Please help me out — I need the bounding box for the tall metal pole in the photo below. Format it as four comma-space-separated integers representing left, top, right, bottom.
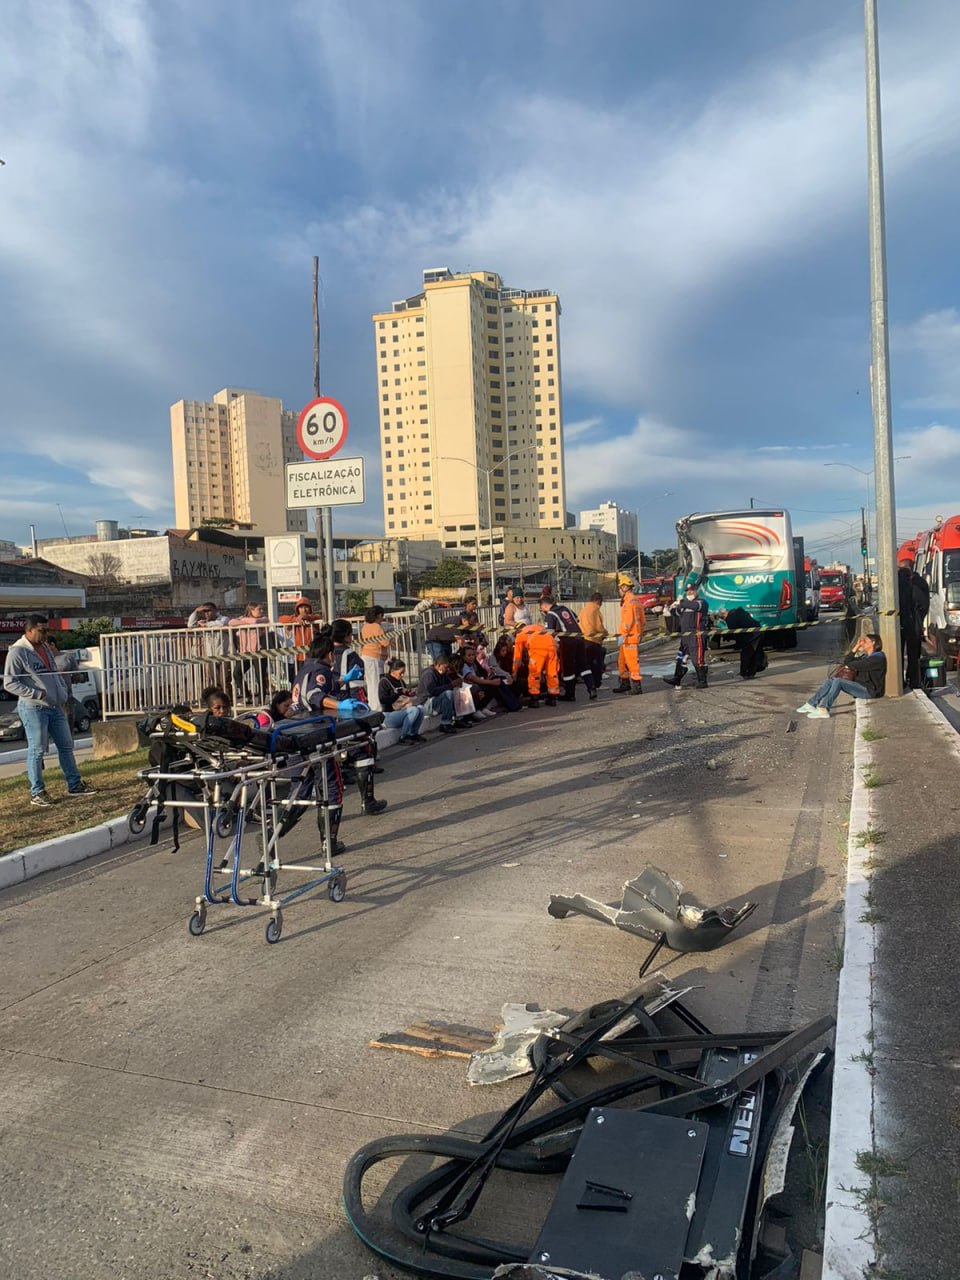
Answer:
312, 258, 327, 617
864, 0, 902, 692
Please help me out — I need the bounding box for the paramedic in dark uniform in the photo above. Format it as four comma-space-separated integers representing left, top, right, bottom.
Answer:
664, 582, 711, 689
716, 606, 766, 680
291, 634, 387, 843
539, 595, 597, 702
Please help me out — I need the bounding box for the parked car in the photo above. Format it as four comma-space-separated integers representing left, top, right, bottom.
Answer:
0, 697, 98, 741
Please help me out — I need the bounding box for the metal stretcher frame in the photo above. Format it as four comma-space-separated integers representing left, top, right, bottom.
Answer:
133, 723, 367, 944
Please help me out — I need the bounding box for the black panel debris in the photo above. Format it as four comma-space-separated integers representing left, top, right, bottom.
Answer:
548, 864, 758, 976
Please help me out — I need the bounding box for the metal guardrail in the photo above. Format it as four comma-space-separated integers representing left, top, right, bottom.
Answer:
99, 600, 655, 718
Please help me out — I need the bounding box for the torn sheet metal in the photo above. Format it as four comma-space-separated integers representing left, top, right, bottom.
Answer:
548, 864, 758, 955
467, 1003, 566, 1085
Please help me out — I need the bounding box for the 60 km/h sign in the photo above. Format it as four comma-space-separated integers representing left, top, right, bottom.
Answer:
296, 396, 348, 460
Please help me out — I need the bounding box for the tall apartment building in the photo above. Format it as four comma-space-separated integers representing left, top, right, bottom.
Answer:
170, 388, 307, 534
373, 268, 566, 550
579, 501, 639, 552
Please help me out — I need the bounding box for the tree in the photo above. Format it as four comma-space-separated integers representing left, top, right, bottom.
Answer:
343, 589, 371, 615
87, 551, 122, 583
415, 558, 473, 590
58, 616, 115, 649
650, 547, 679, 573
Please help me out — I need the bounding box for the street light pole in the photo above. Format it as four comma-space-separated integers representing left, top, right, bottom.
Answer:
864, 0, 901, 692
440, 445, 538, 607
485, 468, 496, 605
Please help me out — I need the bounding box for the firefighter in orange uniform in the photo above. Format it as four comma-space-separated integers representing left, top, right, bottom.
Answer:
512, 623, 561, 707
614, 574, 646, 694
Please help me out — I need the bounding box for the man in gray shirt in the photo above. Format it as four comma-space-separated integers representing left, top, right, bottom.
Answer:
3, 615, 95, 807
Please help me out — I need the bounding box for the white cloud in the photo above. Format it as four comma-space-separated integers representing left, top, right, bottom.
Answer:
563, 416, 604, 442
300, 7, 960, 409
895, 309, 960, 409
19, 432, 173, 514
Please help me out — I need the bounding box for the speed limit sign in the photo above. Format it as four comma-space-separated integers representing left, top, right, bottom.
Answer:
296, 396, 349, 460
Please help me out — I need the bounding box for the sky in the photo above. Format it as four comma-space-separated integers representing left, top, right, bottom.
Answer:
3, 0, 960, 569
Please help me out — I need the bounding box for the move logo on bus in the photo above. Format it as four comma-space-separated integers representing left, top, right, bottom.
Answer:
733, 574, 775, 585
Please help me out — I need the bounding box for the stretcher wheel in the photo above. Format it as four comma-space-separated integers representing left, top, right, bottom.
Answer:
214, 808, 236, 838
127, 805, 148, 835
329, 871, 347, 903
265, 912, 283, 944
188, 907, 207, 937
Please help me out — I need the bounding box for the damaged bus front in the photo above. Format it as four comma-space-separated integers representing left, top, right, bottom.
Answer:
676, 509, 800, 648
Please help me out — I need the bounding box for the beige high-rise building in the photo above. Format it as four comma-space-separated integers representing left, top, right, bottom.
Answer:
170, 388, 307, 533
373, 268, 566, 549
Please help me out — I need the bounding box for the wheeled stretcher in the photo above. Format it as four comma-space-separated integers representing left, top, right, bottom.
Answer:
131, 709, 383, 944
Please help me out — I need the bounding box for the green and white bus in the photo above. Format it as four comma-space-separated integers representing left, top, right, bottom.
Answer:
675, 509, 801, 647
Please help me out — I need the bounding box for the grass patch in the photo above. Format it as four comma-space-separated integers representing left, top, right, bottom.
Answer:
839, 1147, 906, 1278
859, 906, 886, 925
796, 1099, 829, 1217
860, 726, 885, 742
861, 768, 884, 789
854, 826, 886, 848
0, 749, 149, 857
825, 937, 845, 972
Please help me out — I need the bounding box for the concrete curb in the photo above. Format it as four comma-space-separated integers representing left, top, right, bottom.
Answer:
1, 735, 93, 764
0, 814, 131, 890
822, 698, 879, 1279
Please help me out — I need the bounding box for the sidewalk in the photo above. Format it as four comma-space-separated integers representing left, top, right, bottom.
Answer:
824, 689, 960, 1280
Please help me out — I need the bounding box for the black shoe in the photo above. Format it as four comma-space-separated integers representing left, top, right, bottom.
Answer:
629, 682, 643, 695
67, 782, 96, 797
524, 697, 541, 708
30, 790, 55, 808
458, 715, 478, 726
438, 723, 457, 735
409, 734, 428, 744
363, 799, 388, 816
325, 839, 347, 855
373, 765, 385, 774
662, 678, 678, 688
545, 695, 557, 707
612, 682, 630, 694
588, 688, 598, 701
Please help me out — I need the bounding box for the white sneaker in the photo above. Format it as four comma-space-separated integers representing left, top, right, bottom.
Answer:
479, 707, 497, 719
807, 707, 830, 719
795, 702, 815, 714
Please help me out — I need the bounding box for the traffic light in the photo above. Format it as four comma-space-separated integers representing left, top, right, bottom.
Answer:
860, 535, 868, 556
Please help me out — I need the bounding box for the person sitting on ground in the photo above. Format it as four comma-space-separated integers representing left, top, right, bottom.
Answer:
458, 643, 522, 715
796, 633, 887, 719
250, 689, 293, 729
716, 606, 767, 680
360, 605, 391, 711
486, 635, 517, 686
415, 654, 460, 735
379, 659, 427, 744
201, 685, 232, 717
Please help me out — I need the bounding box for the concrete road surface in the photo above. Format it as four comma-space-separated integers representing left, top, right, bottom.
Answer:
0, 626, 852, 1280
